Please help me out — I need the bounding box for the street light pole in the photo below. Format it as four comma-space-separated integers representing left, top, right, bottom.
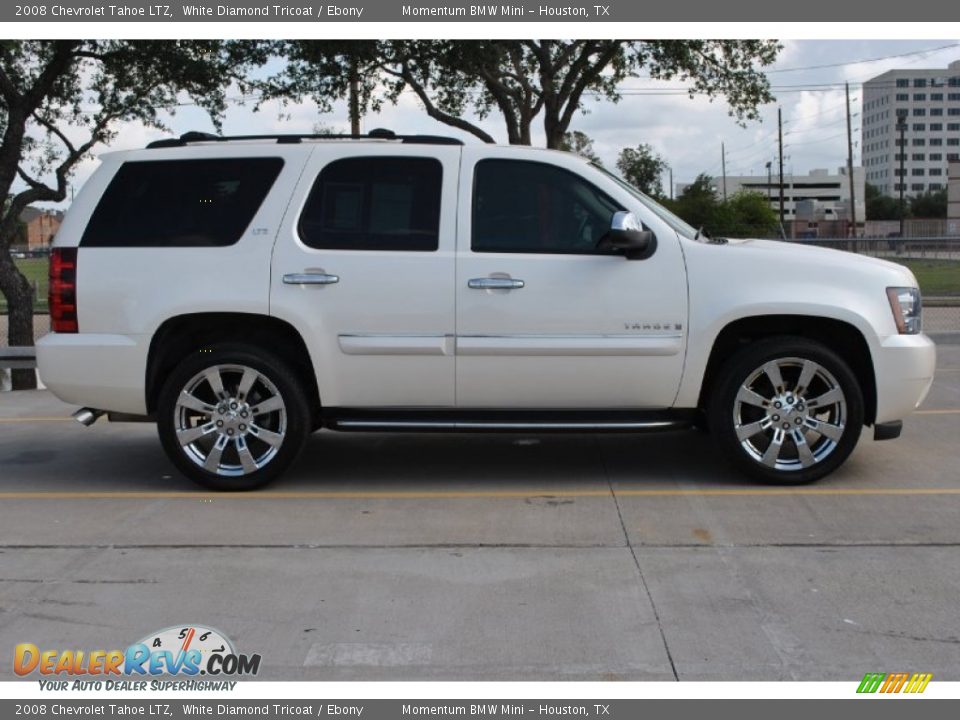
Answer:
897, 112, 907, 238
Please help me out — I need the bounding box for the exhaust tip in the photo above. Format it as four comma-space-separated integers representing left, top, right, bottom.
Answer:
73, 408, 104, 427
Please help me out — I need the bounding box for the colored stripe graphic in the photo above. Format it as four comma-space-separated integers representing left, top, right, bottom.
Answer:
857, 672, 932, 693
881, 672, 909, 693
857, 673, 886, 693
905, 673, 933, 694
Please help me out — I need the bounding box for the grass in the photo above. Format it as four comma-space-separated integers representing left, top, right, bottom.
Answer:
1, 258, 48, 314
892, 259, 960, 297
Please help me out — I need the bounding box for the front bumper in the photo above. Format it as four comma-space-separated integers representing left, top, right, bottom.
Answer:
873, 333, 936, 425
36, 332, 149, 415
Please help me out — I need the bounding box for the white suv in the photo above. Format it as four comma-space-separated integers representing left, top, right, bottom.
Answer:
37, 130, 936, 490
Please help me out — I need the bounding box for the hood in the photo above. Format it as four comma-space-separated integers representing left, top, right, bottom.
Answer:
718, 237, 919, 288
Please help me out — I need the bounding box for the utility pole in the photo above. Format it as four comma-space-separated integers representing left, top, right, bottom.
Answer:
721, 142, 727, 202
348, 56, 360, 135
669, 167, 674, 200
845, 83, 858, 237
778, 107, 785, 233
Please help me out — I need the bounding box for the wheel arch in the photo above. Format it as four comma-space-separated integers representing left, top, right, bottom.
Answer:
696, 315, 877, 426
145, 313, 322, 425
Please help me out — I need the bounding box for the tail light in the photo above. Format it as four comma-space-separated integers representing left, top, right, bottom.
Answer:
49, 248, 78, 333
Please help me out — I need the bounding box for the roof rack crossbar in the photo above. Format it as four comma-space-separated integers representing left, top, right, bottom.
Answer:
146, 129, 463, 149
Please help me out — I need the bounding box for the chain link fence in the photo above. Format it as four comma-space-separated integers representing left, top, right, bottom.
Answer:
3, 237, 959, 349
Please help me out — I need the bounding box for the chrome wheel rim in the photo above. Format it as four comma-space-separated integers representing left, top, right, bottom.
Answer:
733, 356, 847, 472
174, 364, 287, 477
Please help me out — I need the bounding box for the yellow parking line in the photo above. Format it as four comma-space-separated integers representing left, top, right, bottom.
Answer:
0, 488, 958, 500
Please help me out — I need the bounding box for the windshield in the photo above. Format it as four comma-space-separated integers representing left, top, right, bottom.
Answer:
592, 163, 699, 240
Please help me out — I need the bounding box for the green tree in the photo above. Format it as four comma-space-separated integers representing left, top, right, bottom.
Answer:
713, 191, 779, 237
616, 144, 667, 197
558, 130, 602, 164
667, 173, 719, 231
261, 41, 382, 133
665, 176, 776, 238
0, 40, 266, 389
271, 40, 781, 149
865, 183, 908, 221
909, 188, 947, 218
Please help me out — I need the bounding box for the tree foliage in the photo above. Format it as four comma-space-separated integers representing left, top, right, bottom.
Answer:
909, 188, 947, 219
664, 174, 777, 238
712, 190, 780, 237
616, 144, 666, 197
0, 40, 265, 388
664, 173, 718, 230
558, 130, 602, 164
865, 182, 908, 221
268, 40, 782, 148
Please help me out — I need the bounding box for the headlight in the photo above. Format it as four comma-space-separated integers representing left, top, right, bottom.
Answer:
886, 287, 922, 334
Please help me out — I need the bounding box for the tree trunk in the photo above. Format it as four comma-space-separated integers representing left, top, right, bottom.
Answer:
543, 113, 565, 150
0, 251, 38, 390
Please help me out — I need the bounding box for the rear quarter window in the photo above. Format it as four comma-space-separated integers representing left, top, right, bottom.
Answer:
81, 157, 284, 247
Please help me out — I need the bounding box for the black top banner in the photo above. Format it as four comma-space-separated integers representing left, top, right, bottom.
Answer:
5, 0, 956, 22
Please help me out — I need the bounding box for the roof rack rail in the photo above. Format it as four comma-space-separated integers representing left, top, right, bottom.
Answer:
146, 128, 464, 149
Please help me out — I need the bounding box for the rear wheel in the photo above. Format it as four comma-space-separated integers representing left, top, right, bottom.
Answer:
709, 337, 864, 484
157, 345, 310, 490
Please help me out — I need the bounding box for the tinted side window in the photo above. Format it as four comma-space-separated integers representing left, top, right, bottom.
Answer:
299, 157, 442, 251
82, 158, 284, 247
472, 159, 623, 254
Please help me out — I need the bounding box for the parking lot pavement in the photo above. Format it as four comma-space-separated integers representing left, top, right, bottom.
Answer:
0, 344, 958, 681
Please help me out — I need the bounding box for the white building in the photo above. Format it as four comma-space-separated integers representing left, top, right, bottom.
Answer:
678, 167, 865, 223
862, 59, 960, 198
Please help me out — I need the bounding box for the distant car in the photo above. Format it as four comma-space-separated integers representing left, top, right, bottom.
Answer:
37, 129, 936, 490
12, 252, 26, 259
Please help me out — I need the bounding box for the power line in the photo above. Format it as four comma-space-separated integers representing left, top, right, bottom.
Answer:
765, 42, 960, 74
784, 131, 848, 147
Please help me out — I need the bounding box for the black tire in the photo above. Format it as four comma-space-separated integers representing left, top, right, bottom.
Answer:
157, 344, 310, 491
708, 337, 864, 484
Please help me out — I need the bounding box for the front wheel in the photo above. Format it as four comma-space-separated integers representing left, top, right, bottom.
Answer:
157, 345, 310, 490
709, 337, 864, 484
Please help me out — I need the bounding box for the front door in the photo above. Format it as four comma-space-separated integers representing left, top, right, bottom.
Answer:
455, 148, 688, 408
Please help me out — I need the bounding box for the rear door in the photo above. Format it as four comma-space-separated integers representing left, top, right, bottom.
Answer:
270, 145, 460, 408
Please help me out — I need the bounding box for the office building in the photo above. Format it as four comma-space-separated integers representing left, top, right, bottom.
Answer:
862, 59, 960, 197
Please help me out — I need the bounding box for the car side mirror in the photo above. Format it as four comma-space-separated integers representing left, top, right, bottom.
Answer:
598, 211, 657, 260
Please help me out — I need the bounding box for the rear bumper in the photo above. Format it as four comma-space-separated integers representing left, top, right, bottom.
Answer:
36, 332, 149, 415
874, 333, 936, 424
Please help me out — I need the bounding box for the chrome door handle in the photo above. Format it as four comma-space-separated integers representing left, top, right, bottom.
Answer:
468, 277, 525, 290
283, 273, 339, 285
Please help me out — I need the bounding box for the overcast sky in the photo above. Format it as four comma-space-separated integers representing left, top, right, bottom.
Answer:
35, 39, 960, 206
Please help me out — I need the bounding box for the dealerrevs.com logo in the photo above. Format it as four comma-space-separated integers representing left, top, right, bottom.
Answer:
14, 625, 261, 681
